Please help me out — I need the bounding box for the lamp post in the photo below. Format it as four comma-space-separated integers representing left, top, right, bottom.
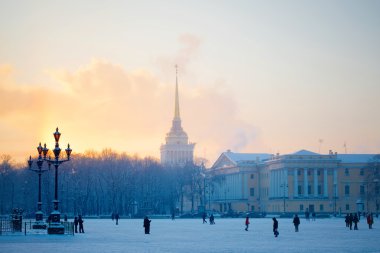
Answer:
333, 183, 337, 216
28, 151, 50, 229
280, 183, 288, 214
374, 179, 379, 213
28, 127, 72, 234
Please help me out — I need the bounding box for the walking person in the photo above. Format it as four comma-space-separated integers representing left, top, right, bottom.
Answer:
74, 216, 78, 233
345, 214, 349, 228
293, 214, 300, 232
143, 216, 151, 234
209, 214, 215, 225
115, 213, 120, 225
353, 213, 359, 230
312, 212, 316, 221
349, 213, 353, 230
272, 217, 279, 237
78, 215, 84, 233
245, 216, 250, 231
202, 212, 208, 224
367, 213, 373, 229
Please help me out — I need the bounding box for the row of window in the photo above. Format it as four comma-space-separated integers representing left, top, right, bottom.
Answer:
254, 168, 366, 179
251, 185, 377, 197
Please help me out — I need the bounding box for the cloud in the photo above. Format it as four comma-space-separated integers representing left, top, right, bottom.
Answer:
0, 57, 263, 165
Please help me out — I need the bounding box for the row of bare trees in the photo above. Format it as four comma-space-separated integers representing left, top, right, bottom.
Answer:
0, 150, 207, 218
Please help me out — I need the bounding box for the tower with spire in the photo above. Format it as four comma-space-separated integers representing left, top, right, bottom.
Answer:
160, 65, 195, 166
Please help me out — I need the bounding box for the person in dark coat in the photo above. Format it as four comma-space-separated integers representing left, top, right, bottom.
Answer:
349, 213, 353, 230
367, 213, 373, 229
209, 214, 215, 225
293, 214, 300, 232
143, 216, 151, 234
272, 217, 279, 237
78, 215, 84, 233
245, 216, 250, 231
115, 213, 120, 225
312, 212, 316, 221
202, 212, 208, 224
353, 213, 359, 230
345, 214, 349, 228
74, 216, 78, 233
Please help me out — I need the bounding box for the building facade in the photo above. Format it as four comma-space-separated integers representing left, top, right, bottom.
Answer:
208, 150, 379, 214
160, 67, 195, 167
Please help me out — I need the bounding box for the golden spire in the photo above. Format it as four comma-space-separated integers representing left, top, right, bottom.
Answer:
174, 64, 180, 119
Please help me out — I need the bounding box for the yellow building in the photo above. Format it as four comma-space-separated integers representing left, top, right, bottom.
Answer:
208, 150, 379, 215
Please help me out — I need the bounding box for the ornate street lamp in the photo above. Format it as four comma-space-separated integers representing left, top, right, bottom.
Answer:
28, 127, 72, 234
280, 183, 288, 214
28, 148, 50, 229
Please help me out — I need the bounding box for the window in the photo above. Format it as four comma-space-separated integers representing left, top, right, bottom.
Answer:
307, 170, 311, 176
297, 170, 301, 176
251, 206, 255, 212
308, 185, 312, 194
360, 185, 365, 195
345, 185, 350, 196
300, 204, 304, 211
345, 168, 349, 176
298, 185, 302, 195
360, 169, 364, 176
320, 204, 324, 211
250, 187, 255, 196
317, 170, 321, 176
318, 185, 322, 195
346, 204, 350, 211
250, 174, 254, 179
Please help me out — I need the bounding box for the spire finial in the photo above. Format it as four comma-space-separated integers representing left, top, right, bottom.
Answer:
174, 64, 180, 119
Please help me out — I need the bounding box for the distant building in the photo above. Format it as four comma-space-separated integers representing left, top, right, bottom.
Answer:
160, 66, 195, 167
208, 149, 380, 214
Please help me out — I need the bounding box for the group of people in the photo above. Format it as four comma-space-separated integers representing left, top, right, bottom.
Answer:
73, 215, 84, 233
71, 211, 377, 236
202, 213, 215, 224
344, 212, 374, 230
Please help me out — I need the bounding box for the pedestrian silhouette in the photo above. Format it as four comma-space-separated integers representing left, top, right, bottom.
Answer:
209, 214, 215, 225
74, 216, 78, 233
78, 215, 84, 233
349, 213, 353, 230
245, 216, 250, 231
353, 213, 359, 230
293, 214, 300, 232
143, 216, 151, 234
367, 213, 373, 229
202, 212, 207, 224
345, 214, 349, 228
115, 213, 119, 225
273, 217, 279, 237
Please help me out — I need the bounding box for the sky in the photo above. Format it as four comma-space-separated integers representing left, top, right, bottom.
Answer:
1, 0, 380, 165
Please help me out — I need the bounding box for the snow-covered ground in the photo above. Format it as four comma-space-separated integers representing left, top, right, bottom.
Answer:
0, 217, 379, 253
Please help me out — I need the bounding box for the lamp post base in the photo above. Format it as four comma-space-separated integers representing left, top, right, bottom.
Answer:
33, 222, 47, 230
47, 223, 65, 234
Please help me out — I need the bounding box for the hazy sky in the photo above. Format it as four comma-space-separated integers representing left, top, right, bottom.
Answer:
1, 0, 379, 165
